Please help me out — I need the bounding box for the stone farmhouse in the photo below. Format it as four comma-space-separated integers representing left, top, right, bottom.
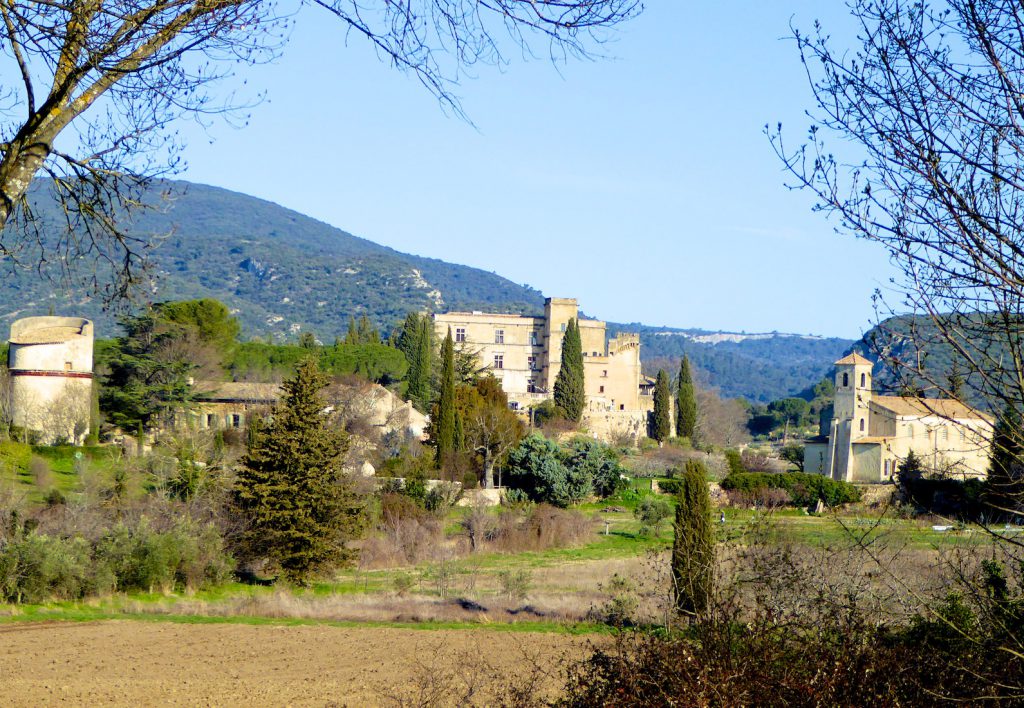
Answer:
804, 353, 992, 483
6, 316, 94, 445
183, 378, 428, 441
434, 297, 653, 441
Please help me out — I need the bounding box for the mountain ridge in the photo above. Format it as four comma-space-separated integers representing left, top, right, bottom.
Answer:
0, 179, 854, 402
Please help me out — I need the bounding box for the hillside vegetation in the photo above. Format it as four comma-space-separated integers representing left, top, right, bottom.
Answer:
0, 180, 854, 401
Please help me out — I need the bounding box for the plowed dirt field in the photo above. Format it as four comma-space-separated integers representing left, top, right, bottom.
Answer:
0, 621, 595, 706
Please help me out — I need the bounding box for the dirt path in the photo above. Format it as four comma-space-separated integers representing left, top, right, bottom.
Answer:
0, 620, 595, 706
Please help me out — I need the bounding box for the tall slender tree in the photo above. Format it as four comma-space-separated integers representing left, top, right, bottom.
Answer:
672, 459, 714, 618
345, 316, 359, 345
407, 316, 434, 411
553, 318, 585, 422
234, 359, 364, 584
435, 328, 457, 467
989, 405, 1024, 514
652, 369, 673, 443
677, 355, 698, 441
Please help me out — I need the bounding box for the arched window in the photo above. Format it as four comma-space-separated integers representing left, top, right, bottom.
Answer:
859, 418, 865, 432
843, 372, 849, 387
860, 372, 866, 387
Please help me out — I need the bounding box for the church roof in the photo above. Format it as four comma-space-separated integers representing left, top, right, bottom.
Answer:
871, 395, 988, 421
834, 352, 873, 366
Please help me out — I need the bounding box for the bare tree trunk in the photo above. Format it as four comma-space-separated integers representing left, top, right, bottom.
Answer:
482, 450, 495, 489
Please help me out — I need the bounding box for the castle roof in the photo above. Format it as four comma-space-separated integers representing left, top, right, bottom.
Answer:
871, 395, 988, 421
834, 352, 873, 366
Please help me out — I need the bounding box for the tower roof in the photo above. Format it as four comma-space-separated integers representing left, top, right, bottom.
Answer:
834, 352, 873, 366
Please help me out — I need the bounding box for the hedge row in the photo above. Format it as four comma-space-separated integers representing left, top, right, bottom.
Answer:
720, 472, 861, 507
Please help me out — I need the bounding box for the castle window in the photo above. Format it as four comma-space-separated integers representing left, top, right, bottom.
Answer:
527, 380, 537, 393
560, 323, 566, 332
843, 373, 849, 387
530, 331, 538, 346
884, 460, 891, 476
455, 328, 466, 343
860, 418, 865, 432
602, 370, 608, 378
620, 404, 625, 411
64, 361, 72, 371
494, 329, 504, 344
493, 354, 504, 370
527, 356, 536, 370
860, 372, 866, 387
599, 385, 605, 393
593, 351, 598, 357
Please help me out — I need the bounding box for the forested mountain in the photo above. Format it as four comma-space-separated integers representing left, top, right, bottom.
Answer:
0, 179, 856, 401
0, 180, 545, 338
618, 325, 854, 403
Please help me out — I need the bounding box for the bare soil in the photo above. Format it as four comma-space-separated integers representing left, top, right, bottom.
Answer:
0, 620, 594, 706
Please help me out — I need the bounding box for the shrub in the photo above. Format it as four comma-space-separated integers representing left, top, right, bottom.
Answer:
497, 569, 532, 601
724, 449, 746, 475
488, 504, 591, 553
0, 533, 93, 603
564, 438, 629, 498
634, 496, 672, 536
721, 472, 860, 507
505, 434, 591, 507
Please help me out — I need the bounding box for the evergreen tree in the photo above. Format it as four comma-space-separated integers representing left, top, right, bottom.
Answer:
345, 315, 358, 345
948, 358, 965, 400
651, 368, 672, 442
672, 459, 714, 618
989, 405, 1024, 511
676, 355, 698, 440
357, 315, 380, 344
435, 328, 457, 467
396, 312, 422, 361
407, 316, 434, 410
234, 359, 364, 584
553, 318, 585, 422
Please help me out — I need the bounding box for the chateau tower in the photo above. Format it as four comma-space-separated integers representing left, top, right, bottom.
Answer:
8, 316, 94, 445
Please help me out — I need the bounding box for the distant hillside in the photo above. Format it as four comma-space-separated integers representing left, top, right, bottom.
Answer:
0, 180, 545, 337
0, 179, 854, 402
614, 324, 854, 403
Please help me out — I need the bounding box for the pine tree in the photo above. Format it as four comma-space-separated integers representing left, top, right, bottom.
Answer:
989, 405, 1024, 512
652, 368, 672, 442
345, 316, 358, 345
357, 315, 380, 344
676, 355, 698, 440
553, 318, 585, 422
435, 328, 457, 467
234, 358, 364, 584
672, 459, 714, 618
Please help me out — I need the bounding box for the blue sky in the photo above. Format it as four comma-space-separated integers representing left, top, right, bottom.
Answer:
174, 3, 892, 340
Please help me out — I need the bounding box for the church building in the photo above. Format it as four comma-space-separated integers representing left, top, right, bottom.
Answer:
804, 353, 992, 483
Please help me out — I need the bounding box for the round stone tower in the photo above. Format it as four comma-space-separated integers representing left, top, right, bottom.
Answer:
8, 316, 94, 444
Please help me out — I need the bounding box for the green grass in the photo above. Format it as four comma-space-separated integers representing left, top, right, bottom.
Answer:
0, 605, 610, 634
0, 440, 120, 503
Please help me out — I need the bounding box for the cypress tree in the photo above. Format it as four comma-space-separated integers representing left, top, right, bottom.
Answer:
396, 312, 421, 361
345, 315, 358, 345
553, 318, 585, 422
407, 316, 434, 410
672, 459, 714, 618
676, 355, 697, 440
652, 368, 672, 442
989, 405, 1024, 512
235, 358, 364, 584
436, 328, 457, 467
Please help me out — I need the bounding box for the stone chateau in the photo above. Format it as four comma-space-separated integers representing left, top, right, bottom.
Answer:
804, 353, 993, 483
434, 298, 654, 440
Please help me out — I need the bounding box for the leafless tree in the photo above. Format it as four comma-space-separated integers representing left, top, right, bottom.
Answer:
695, 386, 749, 449
0, 1, 639, 301
770, 0, 1024, 433
0, 363, 11, 439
